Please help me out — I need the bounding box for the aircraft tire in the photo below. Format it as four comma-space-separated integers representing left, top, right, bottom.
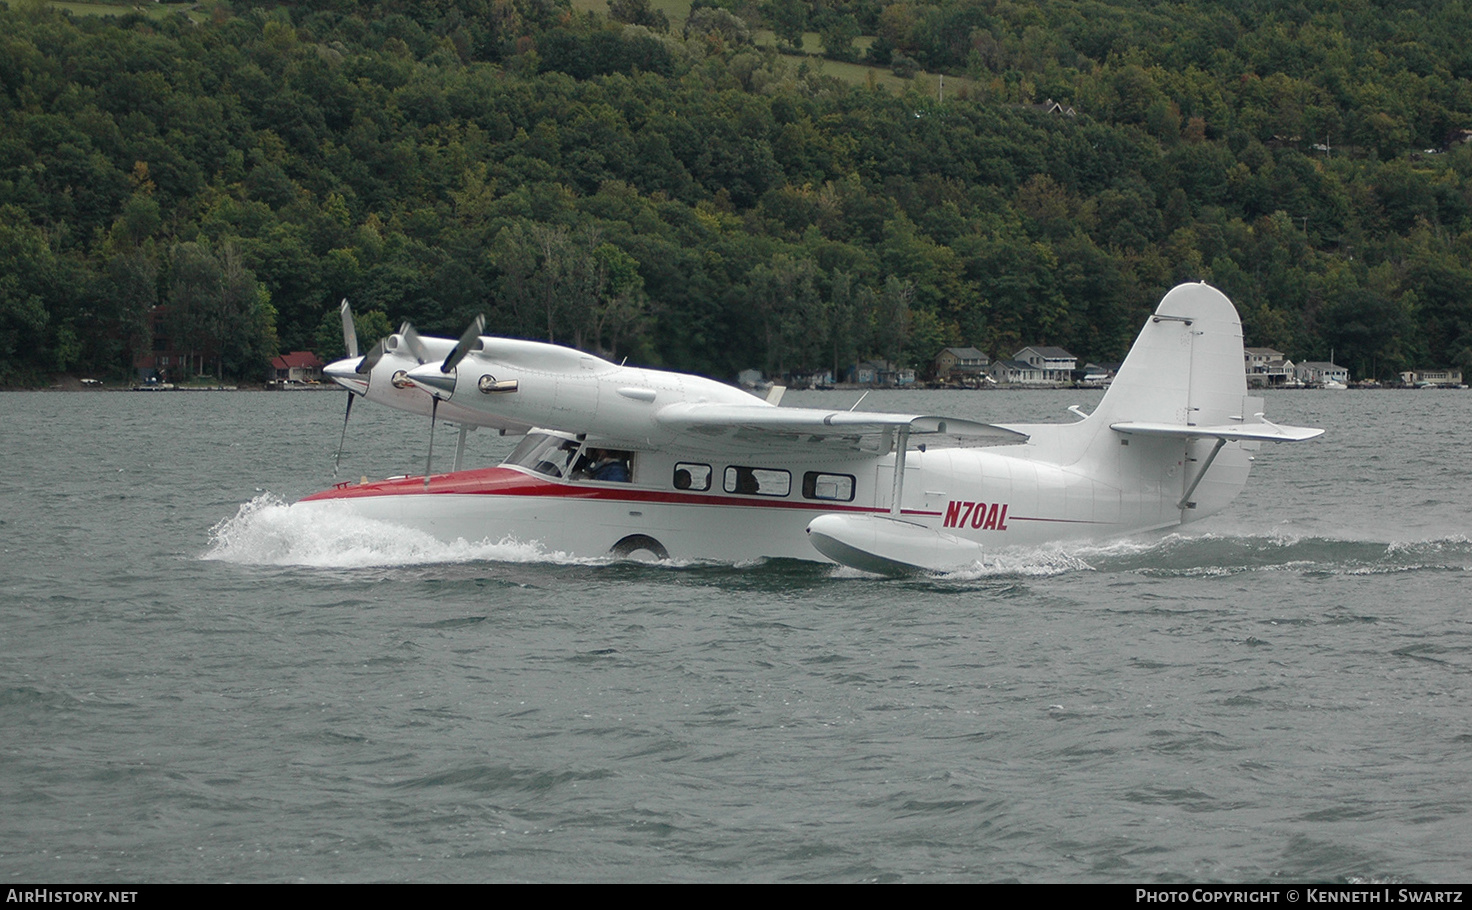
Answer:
611, 534, 669, 561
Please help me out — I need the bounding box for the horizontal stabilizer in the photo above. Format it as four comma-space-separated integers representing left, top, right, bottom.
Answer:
1111, 421, 1324, 443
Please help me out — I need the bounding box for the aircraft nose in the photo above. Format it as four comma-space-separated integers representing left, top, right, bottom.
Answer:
323, 357, 368, 392
406, 362, 457, 398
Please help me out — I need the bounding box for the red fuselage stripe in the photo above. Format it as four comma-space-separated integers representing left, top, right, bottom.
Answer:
302, 466, 945, 516
301, 467, 1113, 525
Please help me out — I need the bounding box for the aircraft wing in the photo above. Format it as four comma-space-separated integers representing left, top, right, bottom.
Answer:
1110, 421, 1324, 442
653, 402, 1028, 455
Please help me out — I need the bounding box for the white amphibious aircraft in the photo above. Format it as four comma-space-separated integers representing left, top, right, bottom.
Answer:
303, 283, 1321, 573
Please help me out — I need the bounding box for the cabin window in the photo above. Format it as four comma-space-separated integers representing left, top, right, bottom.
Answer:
673, 463, 711, 491
802, 471, 855, 502
505, 432, 583, 478
723, 466, 791, 497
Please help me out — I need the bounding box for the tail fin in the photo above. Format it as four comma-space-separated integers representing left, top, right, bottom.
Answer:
1005, 282, 1274, 527
1093, 281, 1249, 431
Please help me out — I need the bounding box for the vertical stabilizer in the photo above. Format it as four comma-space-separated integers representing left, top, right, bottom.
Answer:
1002, 282, 1257, 527
1093, 282, 1248, 431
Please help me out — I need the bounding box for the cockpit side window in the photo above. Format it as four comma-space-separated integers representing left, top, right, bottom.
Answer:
575, 447, 633, 483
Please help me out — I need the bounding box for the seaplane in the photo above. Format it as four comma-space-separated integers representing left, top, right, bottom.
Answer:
300, 282, 1322, 573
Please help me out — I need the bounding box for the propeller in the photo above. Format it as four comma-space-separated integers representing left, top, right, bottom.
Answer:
420, 315, 483, 488
400, 322, 430, 365
407, 314, 484, 399
443, 314, 486, 374
340, 299, 358, 359
333, 392, 354, 477
330, 301, 397, 475
333, 299, 361, 477
355, 338, 386, 375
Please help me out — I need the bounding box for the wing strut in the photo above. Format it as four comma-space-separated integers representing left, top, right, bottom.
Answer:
333, 393, 353, 478
453, 424, 470, 472
424, 397, 439, 490
1177, 437, 1226, 511
889, 425, 910, 517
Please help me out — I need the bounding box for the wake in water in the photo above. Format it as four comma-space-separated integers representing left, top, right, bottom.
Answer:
204, 493, 590, 568
928, 530, 1472, 581
1028, 530, 1471, 578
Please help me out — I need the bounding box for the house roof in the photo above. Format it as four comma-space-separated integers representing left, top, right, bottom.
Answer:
939, 346, 987, 359
272, 351, 324, 370
1016, 345, 1075, 359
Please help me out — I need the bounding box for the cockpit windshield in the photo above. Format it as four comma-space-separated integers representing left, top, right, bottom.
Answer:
503, 432, 583, 478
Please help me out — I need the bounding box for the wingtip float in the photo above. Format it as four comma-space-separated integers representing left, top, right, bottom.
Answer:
304, 283, 1321, 573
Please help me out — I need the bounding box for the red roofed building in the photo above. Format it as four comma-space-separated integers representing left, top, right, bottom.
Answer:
271, 351, 325, 383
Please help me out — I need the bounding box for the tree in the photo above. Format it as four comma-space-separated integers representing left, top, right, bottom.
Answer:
818, 14, 860, 63
872, 276, 914, 368
608, 0, 669, 33
587, 242, 649, 359
96, 248, 159, 374
0, 208, 58, 379
769, 0, 807, 51
684, 7, 752, 47
165, 242, 278, 379
747, 254, 825, 374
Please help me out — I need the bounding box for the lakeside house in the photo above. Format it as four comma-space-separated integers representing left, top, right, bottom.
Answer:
845, 360, 915, 386
1079, 362, 1115, 386
1295, 361, 1349, 386
987, 359, 1046, 385
933, 346, 990, 383
1244, 347, 1283, 369
1399, 368, 1465, 387
271, 351, 325, 383
1245, 347, 1296, 387
1013, 346, 1077, 382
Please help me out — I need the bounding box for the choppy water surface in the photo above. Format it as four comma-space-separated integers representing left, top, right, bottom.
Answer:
1, 389, 1467, 882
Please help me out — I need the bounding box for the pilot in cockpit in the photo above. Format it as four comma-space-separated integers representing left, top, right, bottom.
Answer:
587, 448, 631, 482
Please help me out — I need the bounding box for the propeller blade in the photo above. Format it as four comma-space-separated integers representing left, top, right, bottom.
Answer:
333, 392, 354, 477
340, 299, 358, 359
401, 322, 430, 365
355, 338, 386, 375
442, 315, 486, 373
424, 397, 439, 490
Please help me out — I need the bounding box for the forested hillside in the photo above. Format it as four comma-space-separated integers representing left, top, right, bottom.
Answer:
4, 0, 1472, 384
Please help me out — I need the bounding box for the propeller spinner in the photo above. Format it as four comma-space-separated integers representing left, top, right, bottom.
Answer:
407, 315, 484, 399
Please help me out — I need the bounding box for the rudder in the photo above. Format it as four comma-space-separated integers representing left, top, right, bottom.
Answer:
1092, 281, 1248, 431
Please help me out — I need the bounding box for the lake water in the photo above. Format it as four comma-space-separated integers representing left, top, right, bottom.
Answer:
1, 387, 1467, 882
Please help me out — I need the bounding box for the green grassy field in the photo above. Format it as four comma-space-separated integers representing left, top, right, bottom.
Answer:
570, 0, 693, 23
568, 0, 965, 94
48, 1, 205, 22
